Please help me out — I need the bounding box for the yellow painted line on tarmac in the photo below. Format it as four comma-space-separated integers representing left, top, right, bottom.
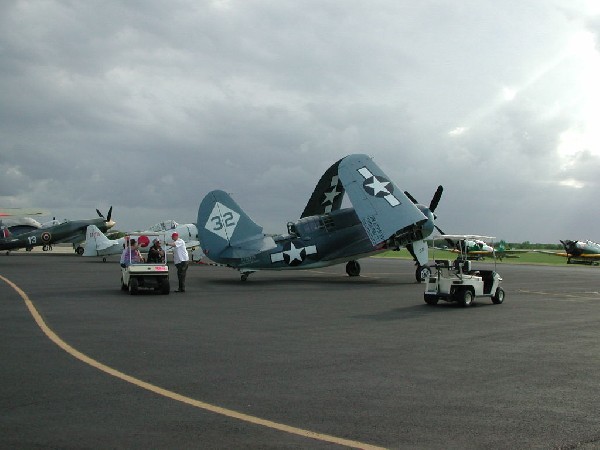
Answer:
0, 274, 386, 450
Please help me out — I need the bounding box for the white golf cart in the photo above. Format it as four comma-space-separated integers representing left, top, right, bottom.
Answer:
424, 234, 504, 307
120, 235, 170, 295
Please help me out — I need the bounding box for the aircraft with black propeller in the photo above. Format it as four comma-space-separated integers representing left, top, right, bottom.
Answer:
534, 239, 600, 265
198, 154, 445, 282
0, 207, 115, 255
438, 238, 528, 261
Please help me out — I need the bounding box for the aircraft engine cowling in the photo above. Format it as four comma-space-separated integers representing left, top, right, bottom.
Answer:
416, 205, 435, 239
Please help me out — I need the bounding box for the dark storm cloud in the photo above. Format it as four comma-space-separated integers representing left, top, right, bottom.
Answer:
1, 0, 598, 242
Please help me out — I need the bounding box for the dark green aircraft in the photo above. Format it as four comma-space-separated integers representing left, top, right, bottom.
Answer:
1, 208, 115, 255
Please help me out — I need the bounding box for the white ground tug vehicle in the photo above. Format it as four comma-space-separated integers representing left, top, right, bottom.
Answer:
424, 235, 505, 307
120, 236, 170, 295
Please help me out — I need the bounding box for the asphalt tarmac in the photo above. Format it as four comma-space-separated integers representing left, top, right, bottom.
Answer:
1, 252, 599, 449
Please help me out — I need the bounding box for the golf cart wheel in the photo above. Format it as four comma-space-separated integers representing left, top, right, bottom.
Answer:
461, 289, 474, 307
129, 277, 139, 295
416, 265, 431, 283
492, 287, 505, 304
346, 260, 361, 277
161, 279, 170, 295
424, 294, 438, 306
120, 276, 128, 291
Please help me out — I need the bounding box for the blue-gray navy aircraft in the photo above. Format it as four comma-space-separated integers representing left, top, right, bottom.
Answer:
197, 154, 444, 282
0, 208, 115, 255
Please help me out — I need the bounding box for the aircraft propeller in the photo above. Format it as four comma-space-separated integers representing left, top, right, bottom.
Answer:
429, 185, 443, 215
96, 207, 115, 229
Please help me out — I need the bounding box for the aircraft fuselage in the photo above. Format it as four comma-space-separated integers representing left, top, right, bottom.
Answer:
222, 208, 386, 271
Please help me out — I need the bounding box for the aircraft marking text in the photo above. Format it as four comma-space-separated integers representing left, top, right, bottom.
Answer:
205, 202, 239, 240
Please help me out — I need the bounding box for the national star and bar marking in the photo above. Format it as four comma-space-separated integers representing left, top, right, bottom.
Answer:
357, 167, 400, 207
270, 241, 318, 265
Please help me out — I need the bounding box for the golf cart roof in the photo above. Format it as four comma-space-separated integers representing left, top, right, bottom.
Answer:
432, 234, 496, 242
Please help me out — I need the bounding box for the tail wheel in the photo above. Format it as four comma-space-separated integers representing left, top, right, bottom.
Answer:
346, 260, 361, 277
416, 265, 431, 283
492, 287, 505, 304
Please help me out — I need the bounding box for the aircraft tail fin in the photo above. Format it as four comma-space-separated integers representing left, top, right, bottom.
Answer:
197, 190, 276, 262
83, 225, 113, 256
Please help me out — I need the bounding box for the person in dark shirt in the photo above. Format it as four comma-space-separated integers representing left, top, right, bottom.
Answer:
147, 239, 165, 263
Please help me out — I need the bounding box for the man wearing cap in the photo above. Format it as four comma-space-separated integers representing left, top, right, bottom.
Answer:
168, 232, 189, 292
147, 238, 165, 264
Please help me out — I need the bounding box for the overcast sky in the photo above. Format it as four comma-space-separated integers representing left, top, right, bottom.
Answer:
1, 0, 599, 243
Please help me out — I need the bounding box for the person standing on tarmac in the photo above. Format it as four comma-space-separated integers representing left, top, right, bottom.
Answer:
168, 232, 189, 292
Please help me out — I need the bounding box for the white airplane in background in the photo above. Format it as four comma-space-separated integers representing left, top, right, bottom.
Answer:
83, 220, 201, 262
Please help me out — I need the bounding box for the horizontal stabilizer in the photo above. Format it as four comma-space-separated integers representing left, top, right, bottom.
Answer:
338, 154, 427, 246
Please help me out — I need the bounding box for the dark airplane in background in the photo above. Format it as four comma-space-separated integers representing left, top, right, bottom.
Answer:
1, 208, 115, 255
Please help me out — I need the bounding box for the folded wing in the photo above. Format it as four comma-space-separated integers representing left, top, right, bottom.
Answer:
338, 154, 427, 246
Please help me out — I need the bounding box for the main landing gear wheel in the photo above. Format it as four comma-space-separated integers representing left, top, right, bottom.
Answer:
346, 260, 361, 277
241, 273, 249, 282
416, 265, 431, 283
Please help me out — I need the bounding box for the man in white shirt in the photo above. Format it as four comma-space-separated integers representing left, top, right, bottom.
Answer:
168, 232, 189, 293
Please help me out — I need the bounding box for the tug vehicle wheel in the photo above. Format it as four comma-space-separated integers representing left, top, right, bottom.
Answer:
461, 289, 474, 307
492, 287, 505, 304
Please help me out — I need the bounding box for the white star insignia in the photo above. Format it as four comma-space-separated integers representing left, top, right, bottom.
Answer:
322, 188, 341, 205
284, 242, 304, 263
366, 178, 391, 196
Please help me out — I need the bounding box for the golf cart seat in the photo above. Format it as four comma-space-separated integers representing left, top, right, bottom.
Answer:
453, 259, 471, 272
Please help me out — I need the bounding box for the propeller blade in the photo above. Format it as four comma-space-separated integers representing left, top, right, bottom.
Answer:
404, 191, 418, 205
429, 186, 443, 213
96, 209, 103, 218
107, 206, 113, 222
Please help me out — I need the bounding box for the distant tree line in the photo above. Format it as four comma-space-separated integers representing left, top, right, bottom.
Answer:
506, 242, 562, 250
